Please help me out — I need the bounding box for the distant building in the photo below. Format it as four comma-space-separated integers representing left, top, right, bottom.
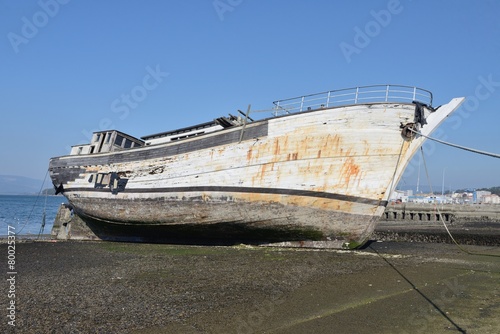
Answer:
452, 192, 473, 204
474, 190, 491, 203
482, 194, 500, 204
389, 189, 413, 203
407, 194, 451, 204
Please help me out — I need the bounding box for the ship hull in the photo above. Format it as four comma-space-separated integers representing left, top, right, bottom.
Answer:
49, 98, 464, 248
63, 189, 384, 248
67, 195, 380, 248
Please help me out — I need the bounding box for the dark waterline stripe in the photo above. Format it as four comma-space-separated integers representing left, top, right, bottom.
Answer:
64, 186, 387, 207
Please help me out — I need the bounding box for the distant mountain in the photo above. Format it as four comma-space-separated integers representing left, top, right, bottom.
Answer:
0, 175, 45, 195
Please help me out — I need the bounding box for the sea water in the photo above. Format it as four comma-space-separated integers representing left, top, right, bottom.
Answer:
0, 195, 67, 237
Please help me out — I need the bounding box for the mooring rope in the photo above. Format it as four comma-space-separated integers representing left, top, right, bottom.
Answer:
388, 140, 406, 202
15, 169, 49, 237
37, 189, 49, 239
419, 147, 499, 257
412, 129, 500, 159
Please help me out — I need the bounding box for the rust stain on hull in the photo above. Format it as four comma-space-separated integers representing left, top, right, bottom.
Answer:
340, 157, 361, 187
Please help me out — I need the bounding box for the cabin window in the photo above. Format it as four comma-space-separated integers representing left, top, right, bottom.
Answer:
77, 147, 83, 155
124, 139, 132, 148
115, 135, 124, 147
105, 133, 112, 143
95, 134, 101, 143
90, 146, 95, 154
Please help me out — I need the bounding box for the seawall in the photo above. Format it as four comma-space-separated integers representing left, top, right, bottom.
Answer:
375, 203, 500, 245
382, 202, 500, 223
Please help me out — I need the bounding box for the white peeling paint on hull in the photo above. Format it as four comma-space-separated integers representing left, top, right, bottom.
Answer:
50, 98, 465, 248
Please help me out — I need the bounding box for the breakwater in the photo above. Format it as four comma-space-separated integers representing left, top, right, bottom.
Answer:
382, 203, 500, 223
376, 203, 500, 246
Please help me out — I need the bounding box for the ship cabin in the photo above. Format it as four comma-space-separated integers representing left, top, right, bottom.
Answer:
141, 115, 244, 146
69, 115, 245, 156
70, 130, 144, 155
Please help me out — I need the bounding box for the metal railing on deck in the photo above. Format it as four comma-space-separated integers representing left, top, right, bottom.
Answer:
272, 85, 433, 116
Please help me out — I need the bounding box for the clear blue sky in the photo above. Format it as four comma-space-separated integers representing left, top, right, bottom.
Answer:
1, 0, 499, 191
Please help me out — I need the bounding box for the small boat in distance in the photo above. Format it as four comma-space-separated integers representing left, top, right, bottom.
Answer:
49, 85, 464, 248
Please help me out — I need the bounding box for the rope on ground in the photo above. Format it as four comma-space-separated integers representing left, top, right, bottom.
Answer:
419, 148, 499, 257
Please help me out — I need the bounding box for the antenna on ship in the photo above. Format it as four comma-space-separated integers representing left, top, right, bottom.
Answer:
238, 104, 251, 143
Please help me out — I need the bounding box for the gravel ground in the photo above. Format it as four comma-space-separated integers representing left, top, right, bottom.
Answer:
2, 240, 499, 333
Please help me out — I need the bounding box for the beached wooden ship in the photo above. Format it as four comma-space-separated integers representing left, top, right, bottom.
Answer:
49, 85, 464, 248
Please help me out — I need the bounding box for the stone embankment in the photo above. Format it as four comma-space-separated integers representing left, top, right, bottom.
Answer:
382, 203, 500, 223
375, 203, 500, 245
